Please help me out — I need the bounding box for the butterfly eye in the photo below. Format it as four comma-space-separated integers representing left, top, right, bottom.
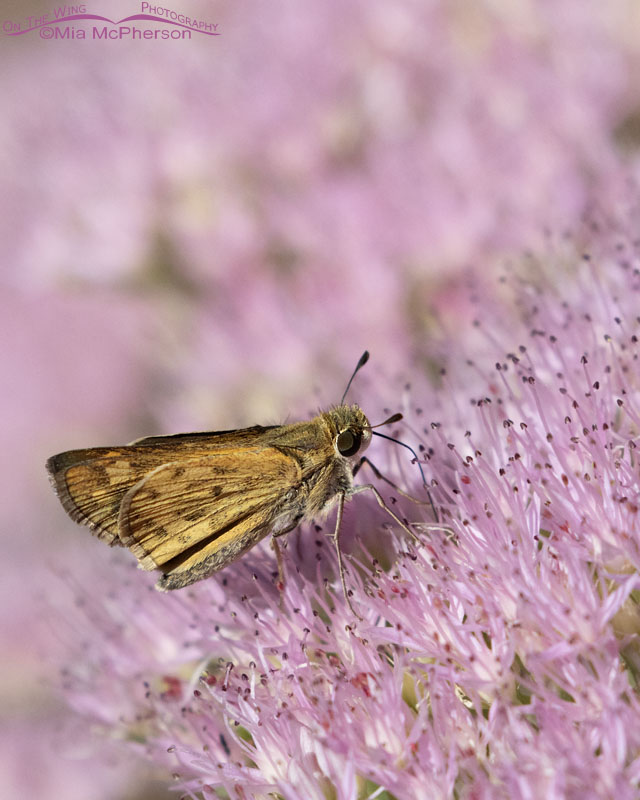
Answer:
336, 429, 362, 457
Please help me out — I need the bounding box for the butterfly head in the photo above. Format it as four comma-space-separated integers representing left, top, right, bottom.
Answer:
327, 405, 372, 460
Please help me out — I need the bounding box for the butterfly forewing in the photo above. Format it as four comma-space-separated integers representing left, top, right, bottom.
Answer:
118, 449, 301, 574
47, 448, 152, 543
45, 426, 279, 544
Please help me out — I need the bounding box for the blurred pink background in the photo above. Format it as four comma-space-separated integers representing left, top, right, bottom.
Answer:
3, 0, 640, 796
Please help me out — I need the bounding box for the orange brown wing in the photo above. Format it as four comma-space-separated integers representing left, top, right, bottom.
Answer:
117, 448, 302, 589
45, 426, 275, 544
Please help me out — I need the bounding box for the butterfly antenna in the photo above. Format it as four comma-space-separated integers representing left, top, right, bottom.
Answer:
340, 351, 370, 405
369, 412, 403, 428
371, 429, 438, 522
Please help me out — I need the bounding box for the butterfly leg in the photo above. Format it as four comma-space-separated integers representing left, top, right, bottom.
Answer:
352, 455, 438, 522
349, 482, 424, 546
332, 492, 362, 620
270, 536, 286, 595
270, 515, 305, 608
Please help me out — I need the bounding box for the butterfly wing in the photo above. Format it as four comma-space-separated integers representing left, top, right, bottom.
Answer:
46, 447, 153, 544
117, 448, 302, 589
45, 426, 276, 544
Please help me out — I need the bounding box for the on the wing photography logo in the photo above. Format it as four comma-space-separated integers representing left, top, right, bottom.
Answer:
2, 3, 220, 40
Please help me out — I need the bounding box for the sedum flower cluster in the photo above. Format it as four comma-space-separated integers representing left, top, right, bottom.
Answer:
61, 226, 640, 799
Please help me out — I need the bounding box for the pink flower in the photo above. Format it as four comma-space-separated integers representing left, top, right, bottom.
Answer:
56, 216, 640, 798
